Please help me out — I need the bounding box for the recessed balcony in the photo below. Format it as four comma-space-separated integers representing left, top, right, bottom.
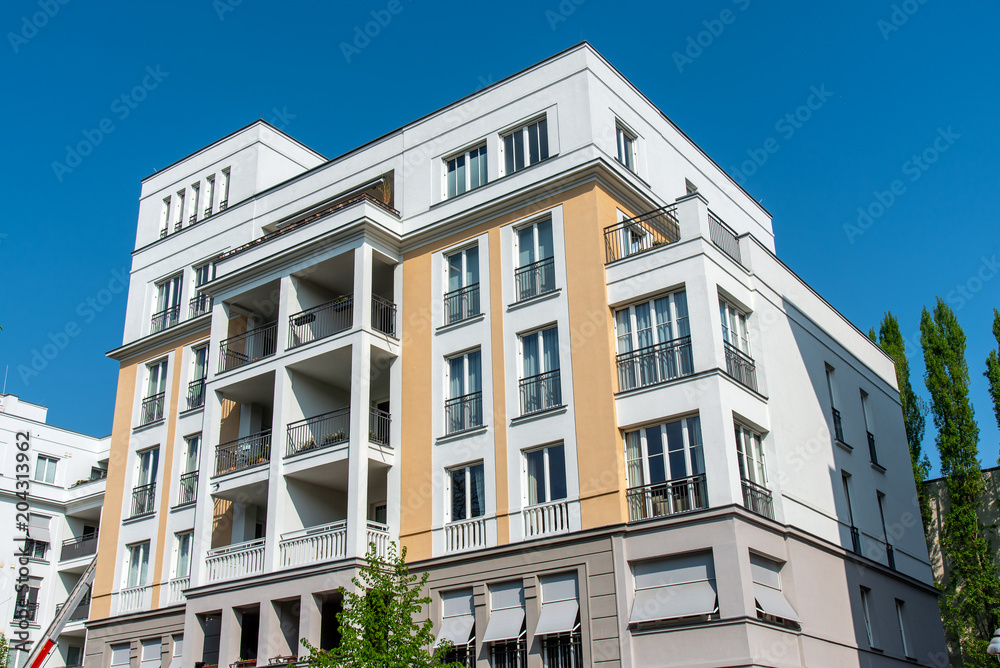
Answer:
60, 533, 99, 561
205, 538, 266, 583
287, 296, 353, 349
604, 205, 680, 263
626, 474, 708, 522
371, 295, 397, 337
285, 408, 350, 457
215, 431, 271, 476
219, 324, 278, 373
279, 521, 347, 567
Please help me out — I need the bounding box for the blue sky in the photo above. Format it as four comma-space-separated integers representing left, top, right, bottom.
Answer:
1, 1, 997, 476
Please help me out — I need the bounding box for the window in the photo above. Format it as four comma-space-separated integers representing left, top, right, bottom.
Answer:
448, 463, 485, 523
140, 639, 160, 668
616, 123, 636, 172
141, 360, 168, 424
735, 424, 766, 485
152, 275, 182, 332
895, 599, 909, 657
502, 117, 548, 175
174, 532, 192, 578
629, 552, 718, 625
66, 646, 83, 668
173, 189, 186, 232
446, 350, 483, 434
519, 326, 561, 415
220, 167, 230, 209
132, 448, 159, 516
483, 582, 526, 666
843, 473, 860, 554
860, 587, 876, 648
446, 144, 487, 199
537, 573, 582, 667
188, 346, 208, 409
189, 182, 200, 223
126, 541, 150, 588
720, 300, 750, 355
191, 262, 214, 317
615, 291, 692, 390
444, 246, 480, 324
514, 218, 555, 301
23, 538, 47, 560
110, 644, 130, 668
524, 443, 566, 507
160, 196, 171, 237
204, 175, 215, 216
14, 583, 40, 622
182, 435, 200, 475
26, 514, 51, 556
862, 391, 879, 465
750, 554, 799, 626
34, 454, 57, 484
436, 589, 475, 664
624, 417, 706, 520
827, 364, 844, 442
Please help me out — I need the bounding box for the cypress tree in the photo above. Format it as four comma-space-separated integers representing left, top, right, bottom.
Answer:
985, 309, 1000, 452
921, 298, 1000, 666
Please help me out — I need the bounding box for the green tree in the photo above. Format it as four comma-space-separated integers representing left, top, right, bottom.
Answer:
303, 542, 462, 668
0, 632, 9, 668
985, 308, 1000, 455
921, 298, 1000, 666
874, 312, 931, 536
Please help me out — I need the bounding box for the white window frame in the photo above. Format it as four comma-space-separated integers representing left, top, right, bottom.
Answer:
523, 443, 567, 507
34, 454, 58, 484
513, 218, 554, 269
173, 189, 186, 231
446, 462, 486, 523
615, 123, 637, 172
204, 174, 215, 215
444, 143, 488, 199
125, 541, 150, 588
895, 599, 909, 657
443, 245, 481, 324
860, 587, 876, 648
720, 298, 751, 355
191, 345, 209, 382
501, 116, 549, 176
146, 359, 168, 399
154, 274, 183, 325
189, 182, 201, 223
825, 364, 838, 409
624, 416, 704, 488
173, 531, 193, 579
446, 350, 482, 400
220, 167, 230, 208
136, 447, 159, 488
735, 423, 766, 485
614, 291, 690, 355
160, 196, 171, 237
182, 434, 200, 474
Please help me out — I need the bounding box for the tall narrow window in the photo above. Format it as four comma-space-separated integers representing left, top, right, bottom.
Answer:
191, 261, 214, 318
173, 190, 186, 232
219, 168, 230, 209
616, 123, 636, 172
160, 196, 171, 238
735, 423, 772, 518
179, 435, 200, 505
34, 455, 58, 484
141, 360, 168, 425
139, 639, 160, 668
188, 345, 208, 410
537, 573, 582, 667
524, 443, 567, 506
446, 144, 487, 198
132, 448, 159, 517
519, 326, 561, 415
153, 275, 182, 333
862, 391, 878, 465
895, 599, 909, 657
827, 364, 844, 442
446, 350, 483, 434
514, 218, 556, 301
484, 582, 526, 664
204, 175, 215, 217
126, 541, 151, 588
721, 299, 757, 390
189, 182, 201, 223
860, 587, 876, 648
447, 463, 485, 522
624, 416, 707, 520
615, 291, 692, 390
877, 491, 895, 568
174, 531, 192, 578
437, 589, 475, 664
444, 246, 480, 324
843, 472, 860, 554
502, 117, 548, 175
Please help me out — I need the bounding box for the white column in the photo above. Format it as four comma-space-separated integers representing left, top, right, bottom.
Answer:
354, 244, 374, 333
189, 385, 222, 587
346, 332, 372, 558
217, 607, 241, 668
275, 276, 293, 353
264, 367, 291, 572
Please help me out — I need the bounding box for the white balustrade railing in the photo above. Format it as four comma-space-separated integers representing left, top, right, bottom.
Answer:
523, 500, 570, 538
119, 585, 149, 613
445, 517, 487, 552
166, 577, 189, 604
279, 521, 347, 568
205, 538, 266, 582
366, 522, 390, 559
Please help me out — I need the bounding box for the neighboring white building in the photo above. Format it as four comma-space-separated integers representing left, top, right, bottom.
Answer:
0, 395, 109, 668
86, 43, 947, 668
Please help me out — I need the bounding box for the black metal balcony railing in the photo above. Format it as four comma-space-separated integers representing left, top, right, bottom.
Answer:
724, 342, 758, 392
443, 283, 480, 325
617, 337, 693, 391
177, 471, 198, 505
445, 391, 483, 435
131, 482, 156, 517
219, 199, 228, 210
850, 525, 862, 555
287, 296, 353, 349
189, 214, 197, 225
12, 602, 38, 622
741, 478, 774, 520
708, 211, 743, 266
604, 205, 680, 263
832, 407, 845, 443
219, 323, 278, 373
150, 305, 180, 334
886, 543, 896, 570
140, 393, 165, 425
215, 431, 271, 476
490, 639, 526, 668
372, 295, 397, 337
867, 431, 880, 466
69, 596, 90, 621
369, 407, 391, 446
286, 408, 350, 456
542, 631, 582, 668
204, 206, 213, 218
60, 533, 99, 561
514, 257, 556, 302
442, 642, 475, 668
626, 474, 709, 521
190, 293, 213, 318
519, 369, 562, 416
187, 379, 206, 410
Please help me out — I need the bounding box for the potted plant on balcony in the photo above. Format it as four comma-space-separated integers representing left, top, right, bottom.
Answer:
300, 438, 317, 451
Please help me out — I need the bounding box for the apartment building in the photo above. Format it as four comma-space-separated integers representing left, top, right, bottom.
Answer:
85, 43, 946, 668
0, 394, 109, 668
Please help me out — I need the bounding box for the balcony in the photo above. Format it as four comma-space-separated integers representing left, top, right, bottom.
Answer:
443, 283, 480, 325
60, 533, 99, 561
708, 212, 743, 267
445, 392, 483, 435
150, 305, 180, 334
366, 522, 390, 559
523, 500, 569, 539
177, 471, 198, 505
286, 408, 349, 457
130, 483, 156, 517
514, 257, 556, 302
603, 205, 680, 263
187, 379, 206, 410
190, 293, 213, 318
445, 516, 487, 552
867, 431, 880, 466
519, 370, 562, 416
219, 323, 278, 373
120, 585, 149, 613
167, 577, 189, 604
369, 408, 391, 447
279, 521, 347, 568
215, 431, 271, 476
57, 595, 90, 622
206, 538, 266, 582
724, 342, 758, 392
372, 295, 397, 337
740, 479, 774, 520
616, 337, 693, 392
626, 474, 708, 522
287, 296, 353, 349
139, 392, 165, 425
832, 408, 845, 443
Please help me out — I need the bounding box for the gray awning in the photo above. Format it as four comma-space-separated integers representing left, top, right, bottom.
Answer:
629, 580, 718, 624
27, 515, 51, 544
435, 615, 475, 647
482, 607, 525, 643
753, 584, 799, 621
534, 599, 579, 636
